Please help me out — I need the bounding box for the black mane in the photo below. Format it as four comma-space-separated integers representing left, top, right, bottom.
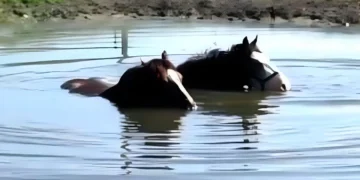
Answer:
176, 35, 260, 92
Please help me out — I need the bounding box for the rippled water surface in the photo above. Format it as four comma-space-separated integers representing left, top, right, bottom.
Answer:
1, 20, 360, 180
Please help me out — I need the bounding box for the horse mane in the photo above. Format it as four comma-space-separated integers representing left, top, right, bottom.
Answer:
187, 45, 234, 62
185, 35, 259, 63
186, 48, 212, 62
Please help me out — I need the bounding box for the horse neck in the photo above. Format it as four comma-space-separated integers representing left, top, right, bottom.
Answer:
191, 56, 227, 74
204, 54, 249, 75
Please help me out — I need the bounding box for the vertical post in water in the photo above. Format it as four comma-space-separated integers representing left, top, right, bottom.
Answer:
121, 27, 129, 58
113, 29, 118, 48
114, 30, 117, 45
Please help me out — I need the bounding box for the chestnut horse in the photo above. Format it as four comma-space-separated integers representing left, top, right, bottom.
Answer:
61, 51, 197, 110
176, 35, 291, 92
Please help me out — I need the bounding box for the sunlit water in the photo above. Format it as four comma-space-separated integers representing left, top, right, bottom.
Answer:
1, 19, 360, 180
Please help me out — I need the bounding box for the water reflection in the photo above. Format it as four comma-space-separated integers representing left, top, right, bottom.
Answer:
191, 90, 279, 118
119, 107, 188, 147
114, 90, 280, 174
2, 20, 360, 179
186, 90, 281, 151
117, 106, 189, 173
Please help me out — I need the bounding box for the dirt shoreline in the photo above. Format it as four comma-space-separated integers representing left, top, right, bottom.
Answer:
0, 0, 359, 27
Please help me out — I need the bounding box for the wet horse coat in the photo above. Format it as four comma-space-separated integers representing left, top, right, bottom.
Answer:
61, 51, 197, 110
176, 35, 291, 92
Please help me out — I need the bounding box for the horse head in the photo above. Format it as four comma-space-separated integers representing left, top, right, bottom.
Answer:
104, 51, 197, 110
61, 51, 197, 110
229, 35, 291, 92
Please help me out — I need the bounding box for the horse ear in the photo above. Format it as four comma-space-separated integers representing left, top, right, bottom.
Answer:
242, 36, 249, 46
162, 50, 168, 60
229, 45, 234, 51
250, 35, 258, 45
140, 58, 145, 65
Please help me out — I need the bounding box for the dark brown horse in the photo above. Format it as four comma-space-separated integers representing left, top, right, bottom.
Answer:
176, 35, 291, 92
61, 51, 197, 110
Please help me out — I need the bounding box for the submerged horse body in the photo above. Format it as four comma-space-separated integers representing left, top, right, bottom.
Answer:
176, 35, 291, 92
61, 51, 197, 110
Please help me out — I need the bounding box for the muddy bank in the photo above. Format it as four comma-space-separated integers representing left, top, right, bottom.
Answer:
1, 0, 359, 27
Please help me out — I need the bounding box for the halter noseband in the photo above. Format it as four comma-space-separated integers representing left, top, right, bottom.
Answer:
250, 63, 279, 91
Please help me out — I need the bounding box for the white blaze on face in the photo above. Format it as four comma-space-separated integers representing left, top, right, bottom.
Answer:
167, 69, 198, 110
250, 51, 292, 91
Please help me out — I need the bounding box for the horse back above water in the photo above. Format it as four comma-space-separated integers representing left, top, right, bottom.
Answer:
176, 35, 291, 92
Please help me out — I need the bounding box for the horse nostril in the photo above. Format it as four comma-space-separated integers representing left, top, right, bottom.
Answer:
281, 84, 287, 91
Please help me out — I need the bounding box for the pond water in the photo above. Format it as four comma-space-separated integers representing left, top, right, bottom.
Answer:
1, 19, 360, 180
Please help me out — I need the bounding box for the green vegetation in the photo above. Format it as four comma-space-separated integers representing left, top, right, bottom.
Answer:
0, 0, 64, 5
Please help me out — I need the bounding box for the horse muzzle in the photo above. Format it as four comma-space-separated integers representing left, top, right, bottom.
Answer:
188, 102, 198, 111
